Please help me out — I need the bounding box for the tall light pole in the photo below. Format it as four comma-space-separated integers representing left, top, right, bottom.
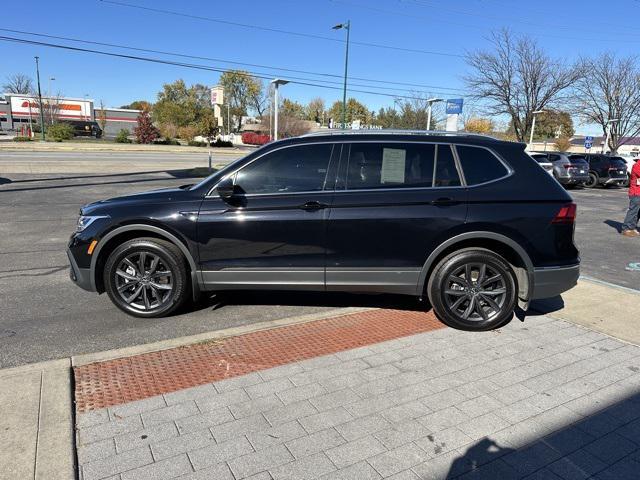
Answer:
34, 56, 45, 141
332, 21, 350, 128
270, 79, 289, 141
529, 110, 545, 147
603, 119, 619, 154
426, 97, 443, 131
48, 77, 56, 124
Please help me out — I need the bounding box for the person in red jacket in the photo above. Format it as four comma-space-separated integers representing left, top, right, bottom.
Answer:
622, 157, 640, 237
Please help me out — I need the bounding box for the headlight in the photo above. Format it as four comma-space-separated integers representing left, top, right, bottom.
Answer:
76, 215, 109, 232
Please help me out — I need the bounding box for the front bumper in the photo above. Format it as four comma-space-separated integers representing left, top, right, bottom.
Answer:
67, 248, 94, 292
530, 264, 580, 299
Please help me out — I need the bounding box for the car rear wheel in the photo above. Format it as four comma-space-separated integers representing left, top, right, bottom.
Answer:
584, 172, 599, 188
104, 237, 189, 318
428, 249, 517, 331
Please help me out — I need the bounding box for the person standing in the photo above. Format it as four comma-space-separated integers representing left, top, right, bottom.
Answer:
622, 157, 640, 237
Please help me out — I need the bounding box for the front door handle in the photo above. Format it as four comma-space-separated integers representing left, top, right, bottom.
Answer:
299, 201, 328, 211
431, 197, 459, 206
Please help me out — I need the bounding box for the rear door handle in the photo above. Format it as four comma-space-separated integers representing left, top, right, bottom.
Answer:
431, 197, 459, 206
299, 201, 328, 211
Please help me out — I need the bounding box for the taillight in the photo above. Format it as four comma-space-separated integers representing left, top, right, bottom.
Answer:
552, 203, 577, 224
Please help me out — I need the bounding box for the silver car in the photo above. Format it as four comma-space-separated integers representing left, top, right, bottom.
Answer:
531, 152, 589, 187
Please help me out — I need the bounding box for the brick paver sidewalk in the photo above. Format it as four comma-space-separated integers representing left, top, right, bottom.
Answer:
74, 310, 640, 480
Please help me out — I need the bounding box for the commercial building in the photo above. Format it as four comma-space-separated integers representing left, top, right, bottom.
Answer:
0, 93, 140, 137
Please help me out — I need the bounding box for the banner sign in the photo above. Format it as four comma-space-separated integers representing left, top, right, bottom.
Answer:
210, 86, 224, 106
445, 98, 464, 115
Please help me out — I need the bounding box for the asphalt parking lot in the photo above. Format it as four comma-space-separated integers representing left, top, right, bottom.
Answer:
0, 171, 637, 368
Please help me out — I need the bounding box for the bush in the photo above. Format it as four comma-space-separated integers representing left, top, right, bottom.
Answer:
241, 132, 270, 145
13, 136, 32, 142
47, 122, 75, 142
115, 129, 132, 143
213, 139, 233, 148
188, 140, 207, 147
153, 138, 181, 145
177, 125, 198, 141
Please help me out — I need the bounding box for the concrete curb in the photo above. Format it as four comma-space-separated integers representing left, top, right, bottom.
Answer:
0, 143, 250, 154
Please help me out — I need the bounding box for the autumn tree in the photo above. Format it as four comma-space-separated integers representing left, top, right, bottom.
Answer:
572, 53, 640, 153
281, 99, 306, 119
97, 100, 108, 133
464, 117, 495, 134
219, 70, 263, 131
134, 109, 159, 144
465, 29, 579, 142
3, 73, 33, 94
328, 98, 371, 126
120, 100, 152, 110
306, 97, 325, 123
554, 137, 573, 152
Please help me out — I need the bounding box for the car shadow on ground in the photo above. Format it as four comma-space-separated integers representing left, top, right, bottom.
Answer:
193, 290, 431, 313
442, 388, 640, 478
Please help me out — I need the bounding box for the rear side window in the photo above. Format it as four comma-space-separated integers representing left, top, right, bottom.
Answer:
456, 145, 509, 185
346, 143, 460, 190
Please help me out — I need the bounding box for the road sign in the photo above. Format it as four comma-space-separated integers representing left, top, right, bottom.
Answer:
584, 135, 593, 149
585, 141, 593, 149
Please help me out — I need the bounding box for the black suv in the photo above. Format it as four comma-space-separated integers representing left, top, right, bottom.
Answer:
569, 153, 627, 188
67, 131, 579, 331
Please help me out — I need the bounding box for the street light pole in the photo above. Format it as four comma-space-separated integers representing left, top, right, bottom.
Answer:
426, 98, 443, 131
603, 119, 620, 154
48, 77, 55, 124
34, 56, 45, 141
270, 79, 289, 141
333, 21, 350, 128
529, 110, 545, 148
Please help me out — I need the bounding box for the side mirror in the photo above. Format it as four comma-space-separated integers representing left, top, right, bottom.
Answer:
215, 177, 235, 200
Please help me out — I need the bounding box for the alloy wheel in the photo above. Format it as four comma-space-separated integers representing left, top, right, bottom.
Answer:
114, 251, 174, 311
443, 262, 507, 322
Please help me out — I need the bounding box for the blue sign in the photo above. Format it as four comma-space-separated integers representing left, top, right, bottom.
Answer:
584, 136, 593, 149
446, 99, 464, 115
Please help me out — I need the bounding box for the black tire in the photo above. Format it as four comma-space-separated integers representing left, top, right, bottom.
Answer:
427, 248, 517, 331
104, 237, 190, 318
584, 172, 599, 188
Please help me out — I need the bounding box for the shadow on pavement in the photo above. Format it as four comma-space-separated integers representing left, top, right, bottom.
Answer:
442, 389, 640, 479
604, 219, 624, 233
527, 295, 565, 316
194, 290, 431, 313
0, 177, 11, 185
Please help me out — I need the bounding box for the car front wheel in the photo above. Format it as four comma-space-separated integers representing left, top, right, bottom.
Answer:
428, 249, 517, 331
104, 237, 189, 318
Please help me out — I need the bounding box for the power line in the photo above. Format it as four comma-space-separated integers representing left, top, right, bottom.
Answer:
99, 0, 465, 58
0, 27, 467, 94
0, 35, 462, 101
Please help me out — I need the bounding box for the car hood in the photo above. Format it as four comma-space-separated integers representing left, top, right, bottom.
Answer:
81, 186, 191, 215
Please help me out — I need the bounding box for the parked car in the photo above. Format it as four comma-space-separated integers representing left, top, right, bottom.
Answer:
66, 120, 103, 138
568, 153, 628, 188
67, 131, 580, 331
529, 153, 554, 176
530, 152, 589, 187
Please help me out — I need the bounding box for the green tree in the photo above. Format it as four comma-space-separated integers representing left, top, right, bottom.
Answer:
219, 70, 263, 131
120, 100, 152, 110
197, 109, 219, 144
533, 110, 574, 140
328, 98, 371, 125
153, 79, 200, 128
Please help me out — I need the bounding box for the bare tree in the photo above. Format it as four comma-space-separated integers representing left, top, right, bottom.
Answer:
465, 30, 579, 142
3, 73, 33, 94
572, 53, 640, 153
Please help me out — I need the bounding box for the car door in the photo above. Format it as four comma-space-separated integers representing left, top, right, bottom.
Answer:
196, 142, 337, 290
325, 141, 468, 295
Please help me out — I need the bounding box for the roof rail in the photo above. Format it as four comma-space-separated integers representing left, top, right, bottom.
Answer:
300, 129, 499, 141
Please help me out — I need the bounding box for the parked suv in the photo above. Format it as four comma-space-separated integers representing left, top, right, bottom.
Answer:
530, 152, 589, 187
67, 131, 580, 331
569, 153, 627, 188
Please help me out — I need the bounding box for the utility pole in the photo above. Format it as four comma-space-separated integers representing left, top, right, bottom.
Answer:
34, 56, 45, 141
332, 21, 350, 128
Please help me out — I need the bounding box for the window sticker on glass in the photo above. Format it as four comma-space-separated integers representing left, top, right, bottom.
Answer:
381, 148, 406, 184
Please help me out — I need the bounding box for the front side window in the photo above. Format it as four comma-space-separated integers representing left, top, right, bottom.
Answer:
235, 144, 332, 194
456, 145, 509, 185
345, 143, 460, 190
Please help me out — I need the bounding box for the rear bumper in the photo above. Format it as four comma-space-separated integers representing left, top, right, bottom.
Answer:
558, 176, 588, 185
530, 264, 580, 299
67, 248, 94, 292
603, 177, 626, 185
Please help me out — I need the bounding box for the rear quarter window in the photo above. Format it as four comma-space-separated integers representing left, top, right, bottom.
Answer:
456, 145, 509, 185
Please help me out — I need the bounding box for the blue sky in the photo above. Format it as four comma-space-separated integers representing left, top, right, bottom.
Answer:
2, 0, 639, 134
